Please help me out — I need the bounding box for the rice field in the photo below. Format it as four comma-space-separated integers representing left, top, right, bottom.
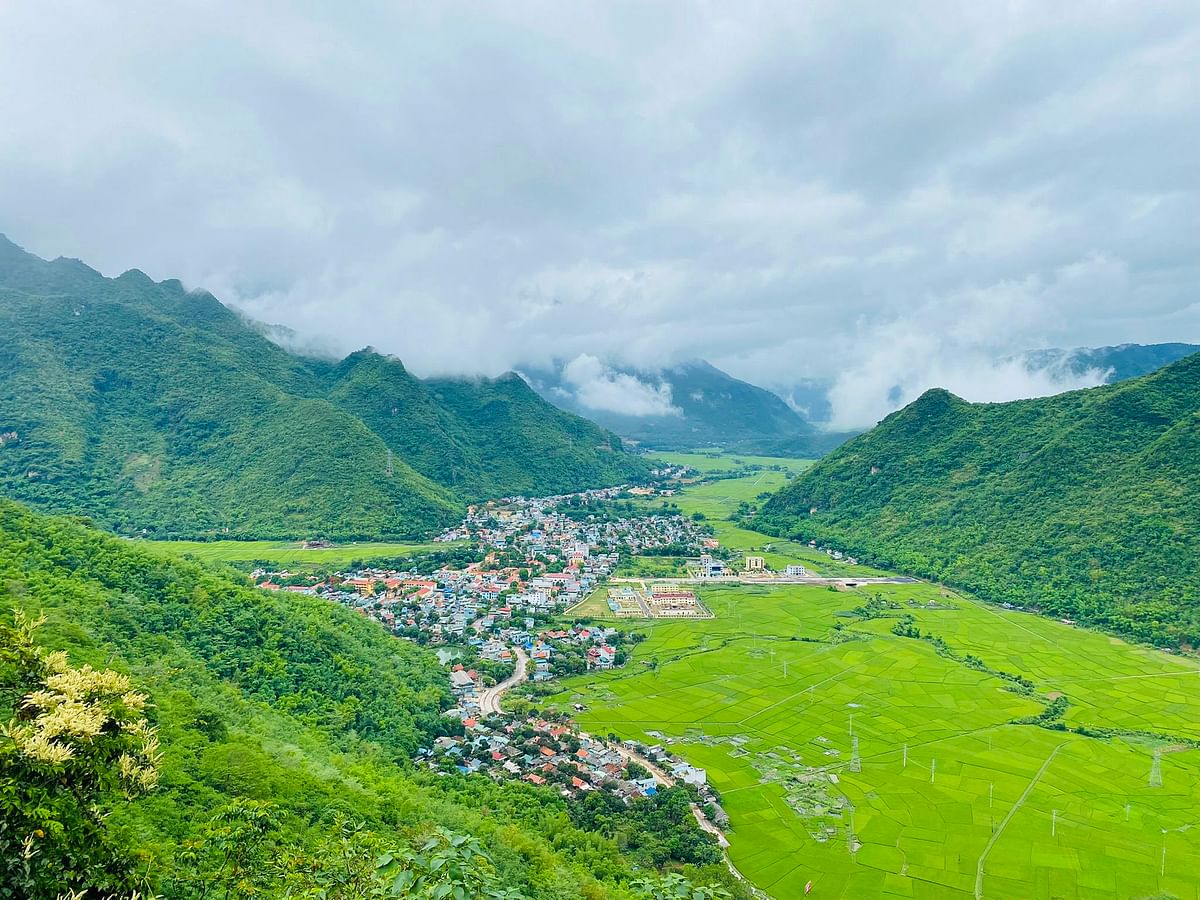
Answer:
546, 456, 1200, 899
138, 538, 458, 567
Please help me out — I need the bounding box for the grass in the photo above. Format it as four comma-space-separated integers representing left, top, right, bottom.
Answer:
136, 539, 458, 568
649, 450, 814, 477
548, 451, 1200, 899
565, 587, 614, 618
641, 467, 885, 577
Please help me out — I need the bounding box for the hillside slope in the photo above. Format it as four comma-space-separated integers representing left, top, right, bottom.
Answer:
327, 352, 636, 499
0, 236, 647, 539
757, 352, 1200, 645
0, 498, 730, 897
523, 358, 838, 454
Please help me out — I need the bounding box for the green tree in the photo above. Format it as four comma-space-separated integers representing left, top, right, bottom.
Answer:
634, 873, 731, 900
0, 611, 160, 899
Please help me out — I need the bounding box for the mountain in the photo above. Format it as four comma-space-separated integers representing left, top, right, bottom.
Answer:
523, 358, 844, 455
756, 350, 1200, 646
0, 498, 732, 896
1024, 342, 1200, 383
0, 236, 647, 540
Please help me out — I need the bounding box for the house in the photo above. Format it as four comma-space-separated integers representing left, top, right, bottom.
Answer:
785, 564, 808, 576
672, 763, 706, 787
450, 670, 476, 695
633, 777, 658, 795
744, 556, 765, 571
587, 645, 616, 670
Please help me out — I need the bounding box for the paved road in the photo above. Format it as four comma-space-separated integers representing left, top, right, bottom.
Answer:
478, 646, 528, 716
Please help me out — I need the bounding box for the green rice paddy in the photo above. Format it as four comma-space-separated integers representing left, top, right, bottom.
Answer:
548, 455, 1200, 899
138, 538, 457, 568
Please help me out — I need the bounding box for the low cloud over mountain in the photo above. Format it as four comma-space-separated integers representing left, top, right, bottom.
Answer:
1, 2, 1196, 430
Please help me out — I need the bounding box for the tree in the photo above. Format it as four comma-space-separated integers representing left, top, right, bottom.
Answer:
634, 873, 731, 900
0, 611, 160, 898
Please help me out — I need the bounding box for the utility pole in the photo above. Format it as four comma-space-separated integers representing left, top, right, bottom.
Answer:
386, 448, 394, 477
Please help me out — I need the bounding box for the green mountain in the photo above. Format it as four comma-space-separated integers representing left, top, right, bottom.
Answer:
1025, 342, 1200, 383
0, 498, 732, 897
523, 359, 844, 454
756, 351, 1200, 645
0, 236, 646, 540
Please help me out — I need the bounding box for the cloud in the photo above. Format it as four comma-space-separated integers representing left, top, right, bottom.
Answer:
0, 1, 1196, 420
560, 355, 681, 417
818, 257, 1122, 429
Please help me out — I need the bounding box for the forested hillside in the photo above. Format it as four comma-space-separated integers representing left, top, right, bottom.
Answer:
0, 498, 734, 898
757, 352, 1200, 645
327, 352, 640, 499
0, 236, 646, 540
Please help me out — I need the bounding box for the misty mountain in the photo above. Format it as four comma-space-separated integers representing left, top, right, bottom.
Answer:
1023, 342, 1200, 384
0, 235, 647, 540
522, 358, 847, 455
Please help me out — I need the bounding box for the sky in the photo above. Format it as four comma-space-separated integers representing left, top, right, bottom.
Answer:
1, 1, 1197, 428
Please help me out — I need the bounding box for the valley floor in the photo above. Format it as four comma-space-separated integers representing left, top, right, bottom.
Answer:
540, 453, 1200, 900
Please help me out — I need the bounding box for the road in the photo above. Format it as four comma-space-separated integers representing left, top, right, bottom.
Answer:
478, 646, 528, 716
610, 575, 917, 586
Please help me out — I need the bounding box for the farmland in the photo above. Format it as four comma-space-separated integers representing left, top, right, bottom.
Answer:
544, 453, 1200, 899
137, 538, 457, 568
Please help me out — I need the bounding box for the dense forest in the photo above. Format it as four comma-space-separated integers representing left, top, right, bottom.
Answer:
0, 235, 648, 541
757, 351, 1200, 646
0, 498, 738, 898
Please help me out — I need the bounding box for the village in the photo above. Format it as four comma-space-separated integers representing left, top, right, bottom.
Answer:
246, 471, 742, 831
253, 471, 707, 673
421, 710, 728, 838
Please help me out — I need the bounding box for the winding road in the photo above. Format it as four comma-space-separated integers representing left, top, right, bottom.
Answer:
478, 646, 528, 715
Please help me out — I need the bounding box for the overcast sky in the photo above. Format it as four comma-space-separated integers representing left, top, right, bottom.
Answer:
1, 1, 1197, 427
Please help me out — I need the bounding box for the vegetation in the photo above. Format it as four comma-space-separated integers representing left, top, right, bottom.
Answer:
0, 236, 648, 541
137, 538, 471, 571
0, 497, 737, 898
757, 352, 1200, 645
1, 612, 159, 898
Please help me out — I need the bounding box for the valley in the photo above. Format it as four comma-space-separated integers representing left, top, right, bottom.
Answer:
538, 453, 1200, 899
3, 10, 1197, 899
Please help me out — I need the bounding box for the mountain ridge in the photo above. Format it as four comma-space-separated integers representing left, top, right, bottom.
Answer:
0, 235, 648, 540
522, 356, 847, 455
